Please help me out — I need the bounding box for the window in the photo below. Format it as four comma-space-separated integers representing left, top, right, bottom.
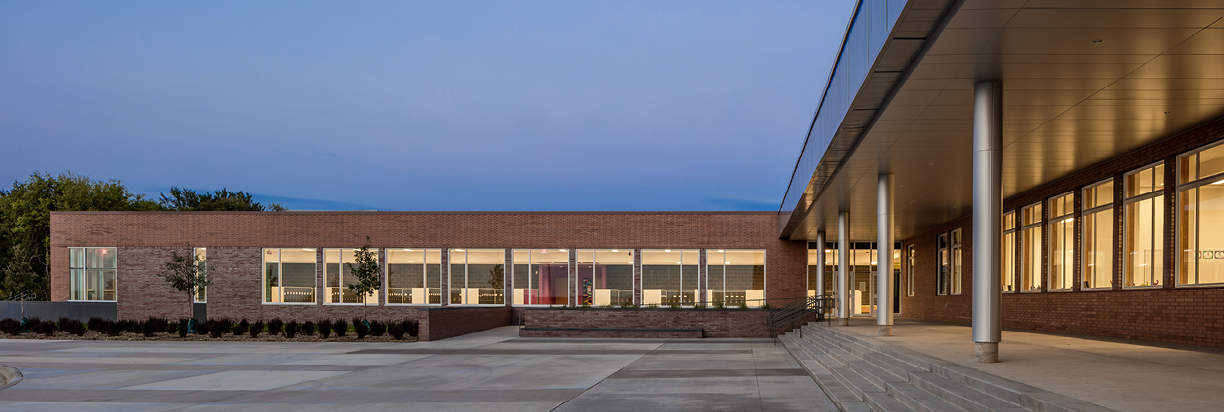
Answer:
807, 245, 838, 299
1020, 202, 1043, 292
575, 249, 634, 306
263, 248, 317, 304
450, 249, 505, 305
906, 244, 915, 296
936, 233, 950, 295
1048, 193, 1075, 291
950, 229, 963, 295
1002, 211, 1016, 293
707, 249, 765, 308
1125, 163, 1164, 288
511, 249, 568, 305
386, 248, 442, 304
1082, 180, 1114, 289
194, 248, 206, 303
640, 249, 698, 306
324, 248, 379, 304
69, 247, 116, 301
1177, 141, 1224, 286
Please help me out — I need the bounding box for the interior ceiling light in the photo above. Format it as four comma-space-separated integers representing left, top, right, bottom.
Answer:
1091, 38, 1104, 45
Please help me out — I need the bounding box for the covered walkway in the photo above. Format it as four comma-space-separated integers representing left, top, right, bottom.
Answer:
835, 319, 1224, 412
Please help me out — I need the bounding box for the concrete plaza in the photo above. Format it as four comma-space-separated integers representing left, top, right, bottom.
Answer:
0, 327, 836, 411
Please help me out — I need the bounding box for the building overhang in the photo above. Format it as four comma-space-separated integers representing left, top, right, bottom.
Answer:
780, 0, 1224, 242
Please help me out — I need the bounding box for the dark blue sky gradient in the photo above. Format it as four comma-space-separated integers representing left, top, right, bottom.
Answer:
0, 1, 854, 211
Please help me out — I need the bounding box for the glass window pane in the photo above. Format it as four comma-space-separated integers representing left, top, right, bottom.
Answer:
465, 249, 504, 305
280, 248, 316, 303
1049, 215, 1074, 290
387, 249, 425, 304
575, 250, 595, 306
511, 249, 532, 305
593, 249, 633, 306
1125, 197, 1163, 287
709, 249, 726, 306
263, 249, 279, 303
1196, 183, 1224, 284
449, 249, 466, 304
725, 250, 764, 307
1083, 209, 1113, 289
324, 249, 341, 304
194, 248, 206, 303
641, 250, 681, 306
1022, 226, 1042, 291
426, 249, 442, 304
681, 250, 698, 306
1200, 144, 1224, 180
1002, 232, 1016, 292
70, 248, 84, 268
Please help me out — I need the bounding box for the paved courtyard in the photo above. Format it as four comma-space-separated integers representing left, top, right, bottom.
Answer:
0, 326, 836, 411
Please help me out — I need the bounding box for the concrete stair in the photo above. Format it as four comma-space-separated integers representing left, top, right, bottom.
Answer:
780, 323, 1114, 412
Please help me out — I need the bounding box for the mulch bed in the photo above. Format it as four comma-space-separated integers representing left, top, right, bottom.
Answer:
0, 331, 418, 342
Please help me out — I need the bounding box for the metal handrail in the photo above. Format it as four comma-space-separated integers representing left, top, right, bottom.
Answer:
767, 295, 834, 344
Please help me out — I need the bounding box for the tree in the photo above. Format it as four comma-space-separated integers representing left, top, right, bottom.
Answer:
158, 187, 284, 211
0, 172, 161, 300
157, 249, 210, 318
346, 239, 380, 305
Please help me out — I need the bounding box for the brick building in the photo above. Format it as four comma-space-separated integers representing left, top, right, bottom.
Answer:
50, 1, 1224, 355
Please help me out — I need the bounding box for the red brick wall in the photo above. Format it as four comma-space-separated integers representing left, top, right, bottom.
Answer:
49, 212, 806, 328
423, 307, 511, 341
899, 116, 1224, 348
522, 308, 773, 338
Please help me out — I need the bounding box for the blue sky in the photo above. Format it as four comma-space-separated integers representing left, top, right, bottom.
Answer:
0, 1, 854, 211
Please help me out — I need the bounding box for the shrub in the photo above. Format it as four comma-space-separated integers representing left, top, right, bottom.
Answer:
208, 321, 224, 338
195, 320, 210, 336
142, 320, 157, 337
250, 321, 264, 338
403, 319, 419, 338
59, 318, 85, 336
332, 319, 347, 337
318, 319, 332, 339
146, 317, 168, 334
234, 319, 249, 336
353, 318, 369, 339
284, 321, 299, 339
0, 319, 21, 335
268, 318, 284, 336
165, 320, 178, 334
388, 323, 405, 340
88, 317, 106, 333
178, 319, 189, 337
105, 320, 121, 336
370, 321, 386, 337
302, 321, 316, 336
38, 320, 57, 336
25, 318, 41, 333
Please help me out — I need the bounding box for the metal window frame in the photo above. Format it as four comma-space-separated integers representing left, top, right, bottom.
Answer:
67, 246, 118, 303
449, 248, 509, 307
704, 249, 767, 308
1046, 192, 1076, 292
383, 248, 442, 306
1122, 162, 1166, 289
261, 248, 319, 305
1081, 179, 1116, 291
1002, 211, 1018, 294
1019, 202, 1044, 293
510, 248, 570, 307
1175, 140, 1224, 287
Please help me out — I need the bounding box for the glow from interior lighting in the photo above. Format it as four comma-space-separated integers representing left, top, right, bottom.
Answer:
455, 248, 465, 252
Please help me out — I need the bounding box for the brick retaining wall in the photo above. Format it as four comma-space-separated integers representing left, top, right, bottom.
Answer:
521, 308, 773, 338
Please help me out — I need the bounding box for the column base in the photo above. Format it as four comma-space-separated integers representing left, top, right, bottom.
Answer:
975, 342, 999, 363
838, 318, 849, 326
877, 325, 893, 336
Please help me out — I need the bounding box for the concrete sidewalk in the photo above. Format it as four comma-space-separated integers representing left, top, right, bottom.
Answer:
836, 318, 1224, 412
0, 326, 836, 411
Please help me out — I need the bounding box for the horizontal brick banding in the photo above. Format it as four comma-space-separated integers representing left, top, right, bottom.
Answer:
521, 308, 775, 338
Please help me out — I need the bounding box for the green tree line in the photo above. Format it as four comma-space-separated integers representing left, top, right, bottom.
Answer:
0, 172, 283, 300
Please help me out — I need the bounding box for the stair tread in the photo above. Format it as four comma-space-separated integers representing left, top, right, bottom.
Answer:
911, 371, 1025, 410
831, 365, 885, 395
885, 380, 966, 412
863, 391, 916, 412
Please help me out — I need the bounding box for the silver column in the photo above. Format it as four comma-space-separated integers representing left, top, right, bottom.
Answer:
815, 231, 825, 297
877, 174, 894, 336
837, 211, 850, 325
972, 80, 1002, 363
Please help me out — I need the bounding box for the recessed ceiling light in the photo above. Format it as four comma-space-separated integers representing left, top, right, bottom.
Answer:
611, 249, 619, 252
1091, 39, 1103, 45
455, 248, 465, 252
664, 249, 672, 253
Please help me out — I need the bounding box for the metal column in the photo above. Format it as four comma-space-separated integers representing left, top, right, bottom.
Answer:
972, 80, 1003, 363
837, 211, 850, 326
877, 174, 894, 336
815, 231, 825, 298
